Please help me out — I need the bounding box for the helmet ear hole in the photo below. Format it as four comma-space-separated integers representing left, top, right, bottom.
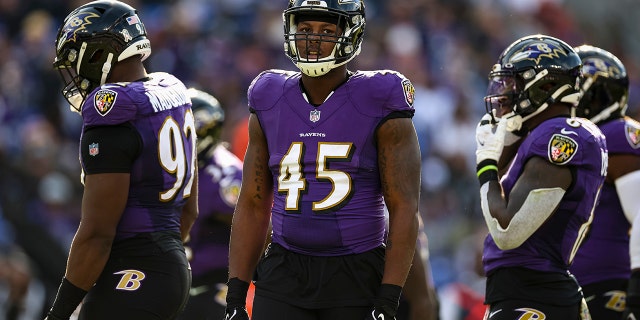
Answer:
89, 49, 104, 63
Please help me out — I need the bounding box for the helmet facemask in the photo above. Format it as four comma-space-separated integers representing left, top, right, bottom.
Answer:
485, 64, 581, 131
284, 5, 365, 77
54, 41, 114, 113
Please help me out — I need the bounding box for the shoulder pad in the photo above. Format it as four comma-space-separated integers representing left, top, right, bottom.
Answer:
248, 69, 298, 112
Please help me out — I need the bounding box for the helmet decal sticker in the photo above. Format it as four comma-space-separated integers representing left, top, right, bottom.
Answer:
548, 134, 578, 164
94, 88, 118, 116
509, 42, 570, 65
126, 14, 140, 25
582, 57, 622, 79
57, 12, 100, 52
120, 29, 133, 42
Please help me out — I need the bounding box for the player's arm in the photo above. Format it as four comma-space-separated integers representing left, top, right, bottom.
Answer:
610, 154, 640, 223
403, 242, 439, 320
609, 154, 640, 271
228, 113, 273, 282
610, 154, 640, 318
67, 172, 129, 289
46, 125, 139, 320
372, 117, 420, 318
180, 169, 198, 243
482, 156, 571, 250
223, 113, 273, 320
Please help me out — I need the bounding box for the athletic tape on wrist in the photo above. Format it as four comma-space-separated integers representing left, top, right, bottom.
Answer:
476, 159, 499, 185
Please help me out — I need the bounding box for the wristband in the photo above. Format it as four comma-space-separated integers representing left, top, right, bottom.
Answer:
226, 277, 250, 308
374, 283, 403, 316
628, 271, 640, 307
476, 159, 499, 185
48, 277, 88, 319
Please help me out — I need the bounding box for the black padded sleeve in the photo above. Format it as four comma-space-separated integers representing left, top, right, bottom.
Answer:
80, 124, 142, 174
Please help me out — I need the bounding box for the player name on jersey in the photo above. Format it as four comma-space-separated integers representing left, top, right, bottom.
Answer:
146, 85, 190, 113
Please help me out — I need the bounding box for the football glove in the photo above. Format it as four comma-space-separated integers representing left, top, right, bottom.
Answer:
365, 307, 396, 320
624, 271, 640, 320
222, 306, 250, 320
475, 113, 507, 164
365, 284, 402, 320
499, 111, 527, 146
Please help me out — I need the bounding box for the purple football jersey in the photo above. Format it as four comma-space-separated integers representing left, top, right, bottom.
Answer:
570, 117, 640, 285
483, 117, 607, 275
189, 145, 242, 276
249, 69, 416, 256
80, 72, 196, 240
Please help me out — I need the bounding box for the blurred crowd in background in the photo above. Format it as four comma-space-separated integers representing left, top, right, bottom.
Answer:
1, 0, 640, 318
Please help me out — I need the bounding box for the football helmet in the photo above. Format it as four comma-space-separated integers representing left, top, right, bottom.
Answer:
53, 0, 151, 113
574, 45, 628, 124
284, 0, 366, 77
484, 34, 582, 131
187, 88, 225, 162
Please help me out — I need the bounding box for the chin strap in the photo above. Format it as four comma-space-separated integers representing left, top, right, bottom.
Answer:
99, 53, 114, 86
507, 83, 577, 133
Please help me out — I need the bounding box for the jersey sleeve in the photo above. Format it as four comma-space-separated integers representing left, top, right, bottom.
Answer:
248, 69, 296, 113
81, 124, 142, 174
601, 118, 640, 155
524, 118, 604, 169
383, 70, 416, 117
81, 84, 140, 126
351, 70, 416, 119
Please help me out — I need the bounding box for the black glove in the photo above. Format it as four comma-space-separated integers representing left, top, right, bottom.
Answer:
364, 284, 402, 320
624, 271, 640, 320
222, 306, 250, 320
365, 307, 396, 320
222, 277, 250, 320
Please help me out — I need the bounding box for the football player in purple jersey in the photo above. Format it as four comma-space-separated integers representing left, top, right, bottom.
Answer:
46, 1, 197, 319
177, 88, 243, 319
567, 45, 640, 319
475, 34, 607, 319
223, 0, 428, 319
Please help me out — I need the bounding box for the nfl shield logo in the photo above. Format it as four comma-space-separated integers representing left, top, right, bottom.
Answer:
310, 109, 321, 122
89, 143, 99, 156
